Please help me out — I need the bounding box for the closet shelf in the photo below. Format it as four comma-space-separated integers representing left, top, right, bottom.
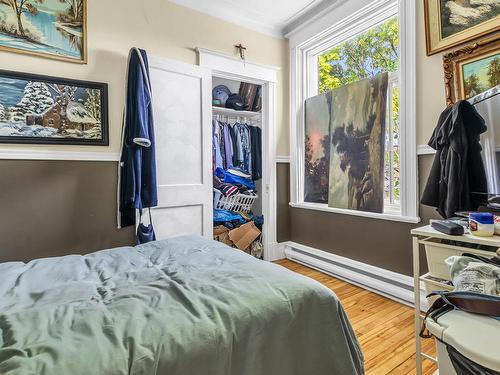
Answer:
212, 106, 261, 118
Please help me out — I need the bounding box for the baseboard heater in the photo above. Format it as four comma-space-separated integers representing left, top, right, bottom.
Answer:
282, 241, 428, 311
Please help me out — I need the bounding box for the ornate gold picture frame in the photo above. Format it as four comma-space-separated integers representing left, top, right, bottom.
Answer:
443, 34, 500, 105
424, 0, 500, 56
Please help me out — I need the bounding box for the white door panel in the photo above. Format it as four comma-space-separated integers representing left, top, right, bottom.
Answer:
153, 205, 204, 239
149, 56, 212, 239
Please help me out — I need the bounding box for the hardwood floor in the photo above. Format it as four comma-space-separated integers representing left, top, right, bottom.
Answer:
275, 259, 438, 375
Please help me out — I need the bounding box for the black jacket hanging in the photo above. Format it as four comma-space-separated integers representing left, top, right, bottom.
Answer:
250, 126, 262, 180
421, 100, 488, 218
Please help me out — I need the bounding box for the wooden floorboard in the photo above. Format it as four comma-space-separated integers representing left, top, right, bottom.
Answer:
275, 259, 438, 375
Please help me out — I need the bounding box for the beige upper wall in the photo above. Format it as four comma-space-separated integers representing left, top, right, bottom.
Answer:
416, 0, 448, 146
0, 0, 290, 156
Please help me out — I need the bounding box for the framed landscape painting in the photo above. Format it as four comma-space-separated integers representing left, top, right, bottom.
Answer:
424, 0, 500, 55
0, 0, 87, 63
0, 70, 108, 145
443, 34, 500, 105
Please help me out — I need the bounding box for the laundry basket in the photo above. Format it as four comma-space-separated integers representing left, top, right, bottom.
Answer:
213, 189, 257, 213
425, 310, 500, 374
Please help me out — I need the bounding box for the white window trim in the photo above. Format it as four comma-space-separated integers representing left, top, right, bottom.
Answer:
289, 0, 419, 223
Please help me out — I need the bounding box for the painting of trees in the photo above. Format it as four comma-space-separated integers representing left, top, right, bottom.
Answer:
317, 16, 400, 204
304, 91, 332, 204
84, 89, 101, 122
464, 73, 483, 98
0, 0, 44, 38
327, 74, 389, 213
0, 0, 85, 62
57, 0, 84, 24
304, 133, 331, 203
488, 57, 500, 88
8, 81, 54, 122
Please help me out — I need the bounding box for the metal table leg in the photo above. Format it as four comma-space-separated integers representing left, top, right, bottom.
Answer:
413, 235, 422, 375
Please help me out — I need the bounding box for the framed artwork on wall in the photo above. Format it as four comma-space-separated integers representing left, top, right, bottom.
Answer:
424, 0, 500, 56
443, 34, 500, 105
0, 0, 87, 63
0, 70, 108, 145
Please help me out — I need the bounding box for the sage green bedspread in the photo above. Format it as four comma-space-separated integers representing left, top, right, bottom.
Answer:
0, 236, 363, 375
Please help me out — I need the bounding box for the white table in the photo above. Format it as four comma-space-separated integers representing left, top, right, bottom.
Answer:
411, 225, 500, 375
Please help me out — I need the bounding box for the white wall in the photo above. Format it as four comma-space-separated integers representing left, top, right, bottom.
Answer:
0, 0, 290, 156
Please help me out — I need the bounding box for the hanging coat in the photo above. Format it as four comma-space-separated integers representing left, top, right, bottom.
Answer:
118, 48, 158, 228
421, 100, 488, 218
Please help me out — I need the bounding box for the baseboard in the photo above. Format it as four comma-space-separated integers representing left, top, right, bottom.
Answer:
265, 241, 286, 261
282, 241, 428, 311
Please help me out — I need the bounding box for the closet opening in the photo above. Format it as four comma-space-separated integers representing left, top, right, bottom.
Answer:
212, 76, 265, 259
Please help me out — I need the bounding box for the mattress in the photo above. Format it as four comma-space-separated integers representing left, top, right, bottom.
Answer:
0, 235, 364, 375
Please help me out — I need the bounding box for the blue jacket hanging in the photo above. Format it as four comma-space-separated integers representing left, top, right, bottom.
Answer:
118, 47, 158, 228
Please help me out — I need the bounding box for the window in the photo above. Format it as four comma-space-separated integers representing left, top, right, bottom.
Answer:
289, 0, 418, 223
317, 16, 400, 211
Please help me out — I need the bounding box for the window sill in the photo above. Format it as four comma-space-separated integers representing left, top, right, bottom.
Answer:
289, 202, 421, 224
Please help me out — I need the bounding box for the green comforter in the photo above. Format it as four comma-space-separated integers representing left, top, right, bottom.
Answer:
0, 236, 364, 374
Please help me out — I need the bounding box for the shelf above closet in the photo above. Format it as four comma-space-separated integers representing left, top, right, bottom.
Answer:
212, 106, 261, 118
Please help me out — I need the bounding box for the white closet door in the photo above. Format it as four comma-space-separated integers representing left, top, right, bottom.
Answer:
148, 56, 212, 239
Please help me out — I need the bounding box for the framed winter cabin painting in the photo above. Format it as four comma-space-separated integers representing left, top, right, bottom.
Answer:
424, 0, 500, 56
0, 0, 87, 63
0, 70, 108, 145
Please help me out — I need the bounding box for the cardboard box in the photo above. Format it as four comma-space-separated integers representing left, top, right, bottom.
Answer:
213, 225, 233, 247
229, 221, 261, 251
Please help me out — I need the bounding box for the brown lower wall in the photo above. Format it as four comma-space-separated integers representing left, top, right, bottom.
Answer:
0, 160, 135, 263
1, 157, 438, 275
0, 161, 292, 264
280, 155, 440, 276
277, 162, 291, 243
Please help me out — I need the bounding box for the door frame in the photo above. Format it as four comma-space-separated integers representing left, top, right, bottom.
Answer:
196, 48, 280, 261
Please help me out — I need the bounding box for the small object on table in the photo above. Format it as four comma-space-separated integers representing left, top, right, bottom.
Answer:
488, 195, 500, 209
469, 212, 495, 237
431, 220, 465, 236
494, 215, 500, 236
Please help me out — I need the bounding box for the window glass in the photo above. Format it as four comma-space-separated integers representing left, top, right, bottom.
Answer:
313, 16, 400, 211
318, 17, 399, 93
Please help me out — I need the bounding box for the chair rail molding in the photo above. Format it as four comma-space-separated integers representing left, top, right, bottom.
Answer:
0, 148, 120, 161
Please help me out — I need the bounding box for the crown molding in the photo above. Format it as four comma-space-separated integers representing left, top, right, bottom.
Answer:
168, 0, 284, 38
283, 0, 348, 38
169, 0, 336, 39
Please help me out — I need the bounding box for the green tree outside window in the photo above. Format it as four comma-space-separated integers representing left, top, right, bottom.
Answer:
318, 17, 400, 202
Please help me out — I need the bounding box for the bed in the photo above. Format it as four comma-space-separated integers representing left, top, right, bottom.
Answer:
0, 235, 364, 375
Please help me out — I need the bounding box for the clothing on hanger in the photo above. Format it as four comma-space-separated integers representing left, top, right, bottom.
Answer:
212, 119, 262, 181
118, 47, 158, 228
421, 100, 488, 218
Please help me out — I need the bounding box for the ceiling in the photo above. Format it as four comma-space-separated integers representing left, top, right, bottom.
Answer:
168, 0, 331, 37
